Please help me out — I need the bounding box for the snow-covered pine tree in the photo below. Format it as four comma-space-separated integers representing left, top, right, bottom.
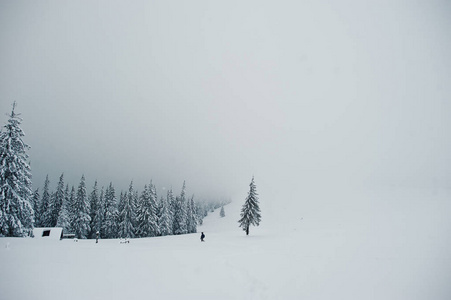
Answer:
0, 102, 34, 236
119, 181, 135, 238
158, 195, 172, 236
118, 191, 125, 217
73, 175, 91, 239
173, 181, 187, 235
56, 184, 70, 232
167, 188, 175, 233
186, 195, 197, 233
220, 205, 225, 218
31, 188, 41, 227
95, 186, 104, 237
67, 185, 76, 232
238, 176, 261, 236
136, 184, 158, 237
149, 182, 159, 236
102, 182, 118, 239
47, 173, 64, 227
195, 202, 204, 226
88, 181, 100, 238
39, 175, 51, 227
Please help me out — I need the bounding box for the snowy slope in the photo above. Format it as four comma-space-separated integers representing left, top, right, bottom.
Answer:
1, 188, 451, 300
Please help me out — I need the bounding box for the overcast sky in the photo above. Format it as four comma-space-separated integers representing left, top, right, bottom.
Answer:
1, 0, 450, 200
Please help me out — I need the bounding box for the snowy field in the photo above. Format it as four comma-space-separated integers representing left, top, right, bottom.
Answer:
1, 187, 451, 300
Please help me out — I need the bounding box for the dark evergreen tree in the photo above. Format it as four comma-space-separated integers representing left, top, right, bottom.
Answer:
88, 180, 100, 238
158, 195, 172, 236
56, 184, 70, 232
195, 202, 204, 226
95, 186, 104, 237
173, 181, 187, 235
67, 185, 76, 232
31, 188, 41, 227
119, 181, 135, 238
39, 175, 51, 227
167, 188, 176, 235
238, 177, 261, 236
136, 183, 158, 237
0, 102, 34, 236
118, 191, 125, 217
73, 175, 91, 239
47, 173, 64, 227
102, 182, 118, 239
220, 205, 225, 218
186, 195, 197, 233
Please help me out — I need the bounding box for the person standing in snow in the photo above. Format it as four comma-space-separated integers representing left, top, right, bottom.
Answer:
200, 232, 205, 242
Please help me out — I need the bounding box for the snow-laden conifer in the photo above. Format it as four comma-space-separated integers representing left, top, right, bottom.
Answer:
47, 173, 64, 227
31, 188, 41, 227
220, 205, 225, 218
73, 175, 91, 239
186, 195, 197, 233
238, 176, 261, 236
40, 175, 51, 227
119, 181, 135, 238
67, 185, 76, 231
56, 184, 70, 232
102, 182, 118, 239
90, 183, 104, 238
173, 181, 187, 235
0, 102, 34, 236
158, 195, 172, 236
167, 188, 175, 232
89, 181, 100, 238
136, 183, 158, 237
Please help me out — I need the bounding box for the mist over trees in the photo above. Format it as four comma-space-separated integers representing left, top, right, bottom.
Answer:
31, 175, 223, 239
0, 103, 229, 238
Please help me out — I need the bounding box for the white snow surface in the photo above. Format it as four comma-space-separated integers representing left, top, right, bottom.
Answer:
1, 187, 451, 300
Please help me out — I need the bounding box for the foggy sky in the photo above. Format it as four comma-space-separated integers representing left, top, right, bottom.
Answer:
1, 0, 450, 200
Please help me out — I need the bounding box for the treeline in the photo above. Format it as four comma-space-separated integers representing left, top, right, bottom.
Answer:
0, 102, 230, 238
32, 174, 220, 239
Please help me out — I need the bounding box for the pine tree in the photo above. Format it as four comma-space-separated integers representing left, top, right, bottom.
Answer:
158, 195, 172, 236
173, 181, 187, 235
0, 102, 34, 237
186, 195, 197, 233
117, 192, 124, 218
220, 205, 225, 218
149, 183, 159, 236
195, 202, 204, 226
119, 181, 135, 238
102, 182, 118, 239
40, 175, 51, 227
95, 186, 104, 237
67, 185, 76, 232
238, 176, 261, 236
31, 188, 41, 227
73, 175, 91, 239
47, 173, 64, 227
167, 188, 175, 233
88, 181, 100, 238
136, 183, 158, 237
56, 184, 70, 232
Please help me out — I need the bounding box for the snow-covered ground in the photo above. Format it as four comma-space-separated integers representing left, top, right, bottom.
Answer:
1, 187, 450, 300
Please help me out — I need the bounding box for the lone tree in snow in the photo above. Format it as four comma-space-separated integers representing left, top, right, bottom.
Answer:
238, 176, 261, 236
0, 102, 34, 237
220, 205, 225, 218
